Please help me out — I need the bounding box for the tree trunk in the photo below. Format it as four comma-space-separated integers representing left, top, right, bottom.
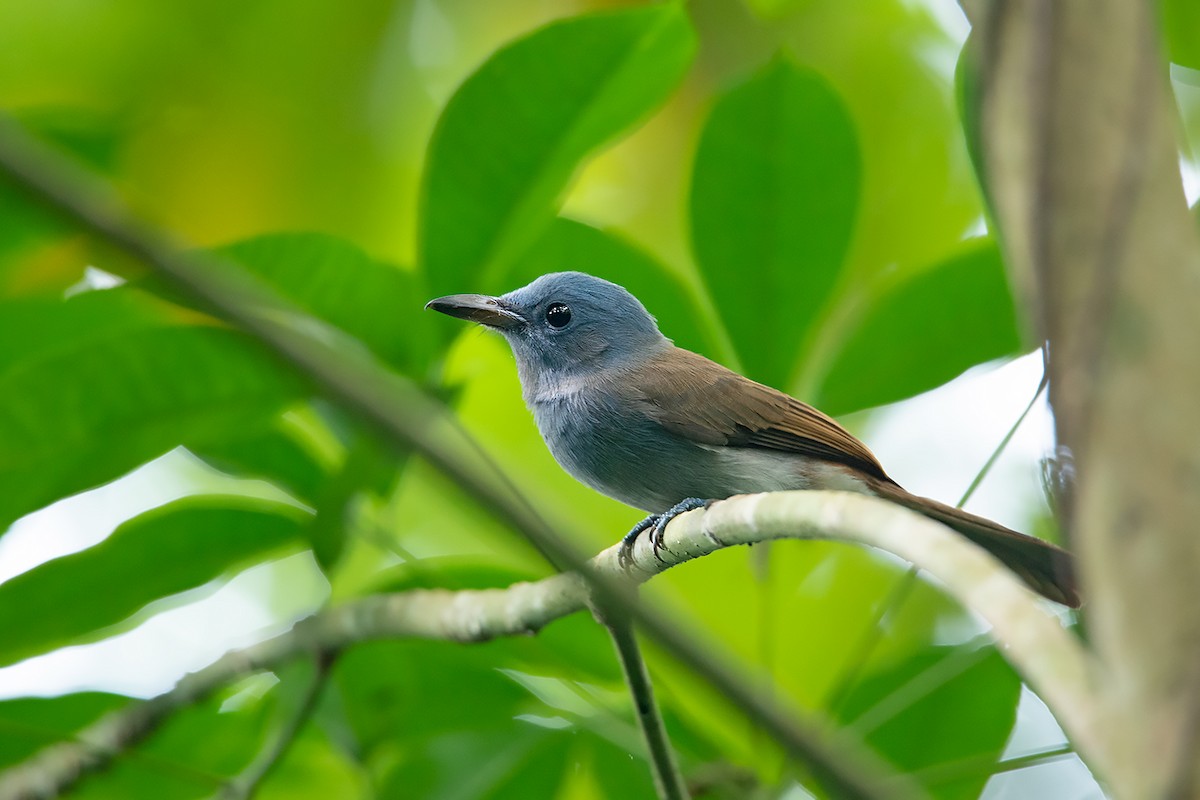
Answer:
967, 1, 1200, 796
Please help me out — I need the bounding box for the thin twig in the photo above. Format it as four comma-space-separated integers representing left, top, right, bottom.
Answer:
0, 119, 915, 800
913, 743, 1075, 786
601, 610, 689, 800
955, 366, 1049, 510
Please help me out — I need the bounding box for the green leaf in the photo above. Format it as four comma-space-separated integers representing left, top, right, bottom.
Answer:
691, 58, 861, 386
0, 496, 307, 667
814, 238, 1022, 415
0, 314, 304, 531
508, 218, 716, 356
335, 641, 535, 753
834, 643, 1021, 800
377, 728, 568, 800
216, 232, 434, 375
420, 4, 696, 295
1164, 0, 1200, 70
0, 288, 189, 375
188, 425, 330, 506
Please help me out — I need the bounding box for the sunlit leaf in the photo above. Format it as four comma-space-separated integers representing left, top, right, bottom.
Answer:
691, 57, 861, 386
0, 496, 308, 667
814, 238, 1022, 415
420, 4, 696, 295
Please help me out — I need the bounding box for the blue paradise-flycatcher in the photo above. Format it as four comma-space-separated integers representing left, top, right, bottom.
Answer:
427, 271, 1078, 607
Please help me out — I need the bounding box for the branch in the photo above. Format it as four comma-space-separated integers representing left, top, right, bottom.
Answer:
0, 118, 915, 800
0, 491, 1095, 799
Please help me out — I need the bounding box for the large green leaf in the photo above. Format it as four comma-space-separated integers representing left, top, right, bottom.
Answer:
0, 319, 304, 532
0, 288, 188, 375
0, 496, 307, 667
507, 217, 716, 356
216, 232, 434, 375
691, 57, 861, 386
834, 643, 1021, 800
420, 4, 696, 295
813, 238, 1022, 414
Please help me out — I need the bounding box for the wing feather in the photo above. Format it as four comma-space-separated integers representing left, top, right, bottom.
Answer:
622, 348, 893, 482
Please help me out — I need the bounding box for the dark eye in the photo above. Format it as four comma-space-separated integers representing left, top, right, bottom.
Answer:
545, 302, 572, 328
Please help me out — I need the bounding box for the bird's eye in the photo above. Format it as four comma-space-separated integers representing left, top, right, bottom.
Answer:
545, 302, 572, 328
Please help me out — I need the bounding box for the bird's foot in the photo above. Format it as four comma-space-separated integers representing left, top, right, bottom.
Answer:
618, 498, 713, 569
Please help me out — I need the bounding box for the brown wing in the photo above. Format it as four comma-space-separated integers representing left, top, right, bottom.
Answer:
623, 347, 894, 483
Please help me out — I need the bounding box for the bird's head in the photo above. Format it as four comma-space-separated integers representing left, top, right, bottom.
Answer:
426, 272, 669, 390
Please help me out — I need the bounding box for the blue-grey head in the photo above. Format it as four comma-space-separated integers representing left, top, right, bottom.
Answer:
426, 272, 669, 397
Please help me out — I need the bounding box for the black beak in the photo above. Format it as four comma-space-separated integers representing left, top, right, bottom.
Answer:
425, 293, 525, 329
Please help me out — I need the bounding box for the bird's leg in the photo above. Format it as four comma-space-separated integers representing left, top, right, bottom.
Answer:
619, 498, 714, 568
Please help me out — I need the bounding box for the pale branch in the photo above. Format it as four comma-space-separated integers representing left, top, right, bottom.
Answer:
0, 118, 913, 800
0, 491, 1093, 799
662, 492, 1104, 767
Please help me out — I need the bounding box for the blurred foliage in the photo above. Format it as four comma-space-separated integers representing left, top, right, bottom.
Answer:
2, 0, 1194, 796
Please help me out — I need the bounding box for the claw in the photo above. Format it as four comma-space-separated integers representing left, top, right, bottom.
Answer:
619, 514, 659, 569
621, 498, 712, 567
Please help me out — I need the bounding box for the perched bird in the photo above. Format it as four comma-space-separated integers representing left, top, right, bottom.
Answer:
427, 272, 1078, 607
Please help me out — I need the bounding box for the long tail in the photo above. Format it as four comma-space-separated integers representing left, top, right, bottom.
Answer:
866, 478, 1080, 607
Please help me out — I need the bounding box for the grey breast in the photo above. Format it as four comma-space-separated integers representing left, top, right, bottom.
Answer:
529, 384, 817, 513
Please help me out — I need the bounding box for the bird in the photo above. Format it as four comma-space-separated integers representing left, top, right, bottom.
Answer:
426, 271, 1079, 607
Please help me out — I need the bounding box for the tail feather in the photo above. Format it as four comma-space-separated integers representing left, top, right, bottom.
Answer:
867, 479, 1080, 607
